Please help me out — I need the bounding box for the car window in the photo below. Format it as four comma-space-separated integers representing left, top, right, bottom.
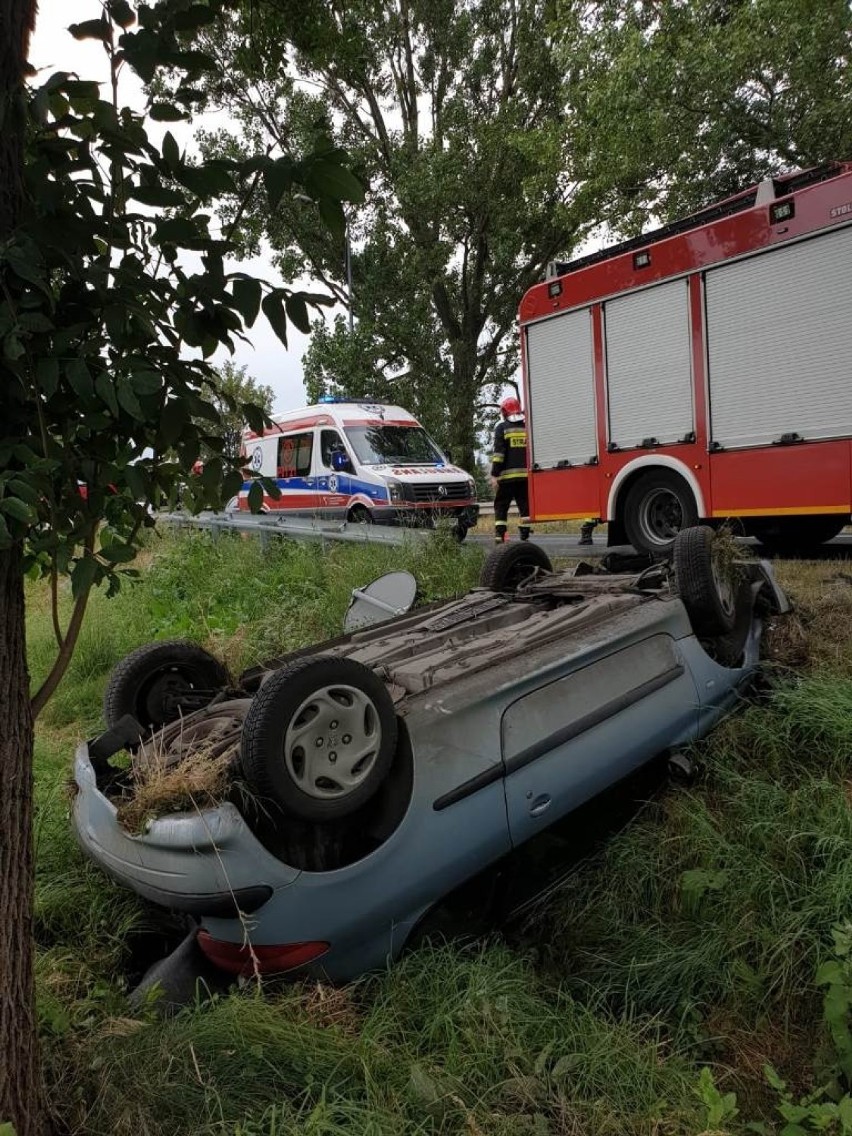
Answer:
502, 634, 683, 767
277, 432, 313, 478
320, 429, 346, 469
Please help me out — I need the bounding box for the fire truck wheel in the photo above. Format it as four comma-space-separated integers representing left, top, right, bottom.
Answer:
672, 526, 739, 638
623, 471, 699, 556
748, 516, 846, 554
479, 542, 553, 592
241, 656, 398, 823
103, 640, 231, 732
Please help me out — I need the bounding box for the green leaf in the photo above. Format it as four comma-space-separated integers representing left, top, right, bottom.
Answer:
71, 554, 98, 600
261, 292, 288, 347
307, 159, 365, 204
8, 478, 40, 505
149, 103, 189, 123
0, 497, 36, 524
105, 0, 135, 27
175, 164, 235, 198
63, 80, 101, 101
285, 293, 312, 335
162, 131, 180, 171
36, 356, 59, 398
817, 961, 845, 987
155, 216, 200, 244
173, 5, 217, 31
130, 184, 187, 207
100, 541, 137, 563
66, 358, 94, 400
96, 371, 120, 416
318, 196, 345, 242
263, 156, 295, 211
69, 17, 109, 41
116, 382, 143, 419
231, 278, 262, 327
247, 480, 264, 512
160, 400, 190, 447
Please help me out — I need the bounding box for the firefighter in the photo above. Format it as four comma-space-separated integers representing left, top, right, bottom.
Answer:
490, 395, 531, 543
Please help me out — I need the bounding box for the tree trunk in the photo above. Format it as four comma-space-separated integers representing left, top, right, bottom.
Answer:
0, 546, 41, 1136
447, 349, 478, 472
0, 1, 44, 1133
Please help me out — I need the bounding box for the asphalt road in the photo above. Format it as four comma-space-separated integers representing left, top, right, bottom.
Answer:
468, 531, 852, 560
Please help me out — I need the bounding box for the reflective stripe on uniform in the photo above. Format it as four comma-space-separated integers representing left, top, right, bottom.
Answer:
498, 468, 528, 480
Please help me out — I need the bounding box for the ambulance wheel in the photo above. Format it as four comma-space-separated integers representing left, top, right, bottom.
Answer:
241, 656, 398, 822
623, 471, 699, 556
103, 640, 230, 732
480, 542, 553, 592
348, 505, 373, 525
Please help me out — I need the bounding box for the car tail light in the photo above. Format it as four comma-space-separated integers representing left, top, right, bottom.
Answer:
196, 930, 329, 976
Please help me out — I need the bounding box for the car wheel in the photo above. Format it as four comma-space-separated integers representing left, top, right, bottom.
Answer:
479, 542, 553, 592
133, 699, 252, 776
103, 640, 231, 732
241, 655, 398, 822
672, 526, 738, 638
623, 471, 699, 556
348, 505, 373, 525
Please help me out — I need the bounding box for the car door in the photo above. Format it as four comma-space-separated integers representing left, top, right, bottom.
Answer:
315, 428, 354, 518
502, 634, 701, 848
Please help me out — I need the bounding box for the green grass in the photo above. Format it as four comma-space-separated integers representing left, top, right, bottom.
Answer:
27, 529, 852, 1134
43, 945, 705, 1136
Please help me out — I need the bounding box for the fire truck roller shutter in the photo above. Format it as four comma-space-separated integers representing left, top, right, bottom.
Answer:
604, 279, 694, 450
706, 223, 852, 449
526, 308, 596, 469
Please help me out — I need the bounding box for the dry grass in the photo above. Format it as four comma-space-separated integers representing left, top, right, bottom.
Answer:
765, 559, 852, 673
117, 744, 237, 834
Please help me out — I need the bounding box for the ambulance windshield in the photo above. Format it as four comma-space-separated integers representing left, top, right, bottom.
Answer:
346, 425, 444, 466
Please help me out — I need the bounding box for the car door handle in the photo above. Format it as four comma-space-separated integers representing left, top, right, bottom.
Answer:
529, 794, 552, 818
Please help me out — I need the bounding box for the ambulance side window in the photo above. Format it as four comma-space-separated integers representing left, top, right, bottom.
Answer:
277, 432, 313, 478
320, 429, 346, 469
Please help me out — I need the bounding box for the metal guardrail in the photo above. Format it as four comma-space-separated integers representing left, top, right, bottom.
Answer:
158, 510, 430, 546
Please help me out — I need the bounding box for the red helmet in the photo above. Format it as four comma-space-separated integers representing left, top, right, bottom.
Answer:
500, 395, 522, 416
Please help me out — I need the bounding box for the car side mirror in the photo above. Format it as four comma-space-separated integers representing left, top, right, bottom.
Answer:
331, 450, 351, 472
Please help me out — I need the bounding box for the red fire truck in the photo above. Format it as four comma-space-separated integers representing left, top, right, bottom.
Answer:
520, 162, 852, 555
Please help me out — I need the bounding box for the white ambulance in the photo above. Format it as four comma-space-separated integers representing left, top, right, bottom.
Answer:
238, 399, 479, 538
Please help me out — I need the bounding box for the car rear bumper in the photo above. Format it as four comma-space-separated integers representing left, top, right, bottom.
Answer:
72, 743, 299, 914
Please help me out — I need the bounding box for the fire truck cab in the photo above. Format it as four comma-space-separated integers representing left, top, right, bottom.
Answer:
520, 162, 852, 555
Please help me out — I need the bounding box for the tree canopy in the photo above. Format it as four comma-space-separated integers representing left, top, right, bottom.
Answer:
560, 0, 852, 234
182, 0, 588, 467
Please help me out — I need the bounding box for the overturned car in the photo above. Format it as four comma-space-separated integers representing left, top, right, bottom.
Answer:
73, 528, 788, 985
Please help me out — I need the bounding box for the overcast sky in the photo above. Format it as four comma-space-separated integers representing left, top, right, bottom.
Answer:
30, 0, 315, 414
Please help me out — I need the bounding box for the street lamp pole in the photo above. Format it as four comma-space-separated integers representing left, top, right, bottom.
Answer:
345, 210, 354, 335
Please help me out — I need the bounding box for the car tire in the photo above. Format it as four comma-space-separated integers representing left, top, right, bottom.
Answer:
479, 542, 553, 592
241, 655, 398, 822
103, 640, 230, 732
672, 526, 738, 638
348, 505, 373, 525
623, 471, 699, 556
